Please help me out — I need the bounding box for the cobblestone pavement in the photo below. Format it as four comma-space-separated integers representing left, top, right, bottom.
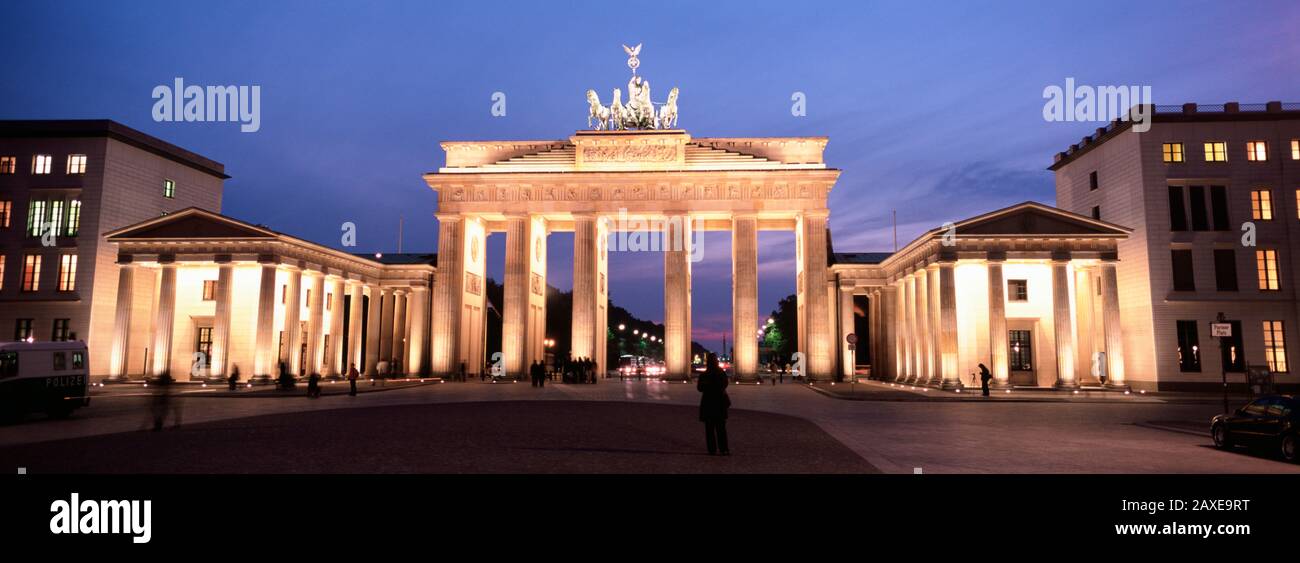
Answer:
2, 379, 1297, 474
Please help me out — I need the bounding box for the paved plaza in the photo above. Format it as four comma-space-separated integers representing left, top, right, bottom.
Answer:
1, 380, 1297, 474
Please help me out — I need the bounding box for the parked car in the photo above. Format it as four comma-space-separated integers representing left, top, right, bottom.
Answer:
1211, 395, 1298, 463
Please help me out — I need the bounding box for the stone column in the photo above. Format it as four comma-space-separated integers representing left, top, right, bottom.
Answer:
306, 272, 326, 376
327, 277, 346, 377
664, 213, 693, 379
838, 280, 856, 380
571, 213, 599, 364
430, 214, 465, 376
366, 286, 386, 376
799, 211, 833, 380
987, 254, 1010, 388
107, 261, 135, 381
502, 214, 530, 379
347, 282, 364, 375
1100, 258, 1127, 388
209, 259, 234, 380
880, 285, 897, 380
252, 260, 278, 382
893, 280, 906, 382
283, 267, 303, 377
406, 284, 428, 376
732, 214, 759, 381
1051, 254, 1078, 389
927, 264, 942, 386
939, 259, 961, 389
392, 290, 407, 373
150, 260, 178, 379
379, 289, 395, 367
915, 269, 930, 385
901, 274, 914, 382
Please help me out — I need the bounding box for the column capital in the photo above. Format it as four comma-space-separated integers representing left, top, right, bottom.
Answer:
116, 254, 136, 266
157, 254, 177, 266
801, 209, 830, 220
1051, 250, 1072, 263
1100, 251, 1119, 262
986, 251, 1007, 262
435, 212, 465, 223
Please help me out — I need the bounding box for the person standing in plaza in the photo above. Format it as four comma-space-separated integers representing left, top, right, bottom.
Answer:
228, 364, 240, 391
347, 362, 359, 396
307, 372, 321, 398
978, 363, 992, 397
697, 353, 731, 456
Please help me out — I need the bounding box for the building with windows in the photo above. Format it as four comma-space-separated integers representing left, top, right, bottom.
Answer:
1052, 101, 1300, 391
0, 120, 228, 377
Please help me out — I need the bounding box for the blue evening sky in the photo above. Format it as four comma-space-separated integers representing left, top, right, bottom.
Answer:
2, 0, 1296, 348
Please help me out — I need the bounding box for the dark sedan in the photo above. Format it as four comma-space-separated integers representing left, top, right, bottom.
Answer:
1211, 395, 1298, 463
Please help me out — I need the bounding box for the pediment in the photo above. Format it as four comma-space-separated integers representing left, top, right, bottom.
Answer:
106, 208, 277, 240
955, 202, 1129, 237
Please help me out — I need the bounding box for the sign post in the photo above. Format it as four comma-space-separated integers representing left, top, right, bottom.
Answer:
1212, 314, 1232, 414
846, 333, 858, 388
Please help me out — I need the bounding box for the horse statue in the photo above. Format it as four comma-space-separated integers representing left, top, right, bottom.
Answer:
658, 87, 679, 129
609, 88, 627, 130
586, 89, 610, 130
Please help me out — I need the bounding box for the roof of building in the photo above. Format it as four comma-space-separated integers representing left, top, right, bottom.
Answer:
831, 252, 893, 265
0, 119, 229, 179
1048, 101, 1300, 171
353, 252, 438, 266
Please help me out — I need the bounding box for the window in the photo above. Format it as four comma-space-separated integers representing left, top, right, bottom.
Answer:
0, 156, 15, 174
1168, 186, 1188, 231
1171, 249, 1195, 291
1246, 141, 1268, 162
1292, 139, 1299, 160
66, 154, 86, 174
1204, 142, 1227, 162
1256, 249, 1280, 291
0, 351, 17, 378
14, 319, 33, 341
1091, 206, 1101, 220
53, 352, 66, 370
196, 327, 213, 367
0, 200, 10, 228
0, 255, 4, 291
1009, 330, 1033, 371
26, 199, 46, 236
163, 179, 175, 199
57, 254, 76, 292
1263, 321, 1288, 373
72, 351, 84, 369
1188, 185, 1208, 230
326, 293, 333, 311
21, 254, 41, 292
202, 280, 217, 301
281, 285, 287, 304
1213, 249, 1238, 291
65, 199, 80, 236
1209, 186, 1229, 230
32, 154, 52, 174
1162, 142, 1184, 163
51, 319, 71, 342
1251, 190, 1274, 220
1089, 171, 1098, 191
1176, 320, 1201, 372
48, 199, 63, 236
1008, 279, 1028, 301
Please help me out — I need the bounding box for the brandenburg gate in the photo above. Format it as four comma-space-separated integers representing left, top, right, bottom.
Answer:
422, 129, 840, 381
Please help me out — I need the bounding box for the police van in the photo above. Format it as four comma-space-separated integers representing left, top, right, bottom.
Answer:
0, 340, 91, 420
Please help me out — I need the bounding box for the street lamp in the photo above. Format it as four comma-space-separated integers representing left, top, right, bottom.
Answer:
633, 329, 639, 335
618, 323, 625, 331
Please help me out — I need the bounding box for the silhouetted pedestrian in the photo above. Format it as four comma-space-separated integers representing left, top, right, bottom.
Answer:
347, 363, 359, 396
459, 361, 467, 383
698, 353, 731, 455
308, 372, 321, 398
228, 364, 240, 391
978, 363, 992, 396
148, 375, 182, 431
